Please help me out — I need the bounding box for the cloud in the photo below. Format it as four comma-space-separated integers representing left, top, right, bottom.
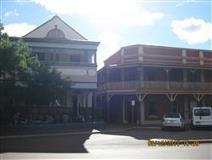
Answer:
175, 0, 198, 7
4, 9, 20, 17
3, 23, 37, 37
171, 18, 212, 44
31, 0, 164, 68
97, 32, 122, 69
32, 0, 164, 28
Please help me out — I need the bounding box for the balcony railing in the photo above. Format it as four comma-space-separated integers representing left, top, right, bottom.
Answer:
40, 61, 96, 66
98, 81, 212, 94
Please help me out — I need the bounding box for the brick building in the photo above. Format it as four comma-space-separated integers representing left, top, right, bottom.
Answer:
97, 44, 212, 125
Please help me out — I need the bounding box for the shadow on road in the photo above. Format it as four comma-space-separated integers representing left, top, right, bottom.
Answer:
0, 128, 93, 153
1, 124, 212, 154
0, 121, 107, 153
97, 125, 212, 141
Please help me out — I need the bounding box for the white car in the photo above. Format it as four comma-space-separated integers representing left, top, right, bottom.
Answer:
191, 107, 212, 128
162, 113, 185, 130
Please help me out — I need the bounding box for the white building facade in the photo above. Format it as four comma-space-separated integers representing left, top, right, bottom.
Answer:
13, 16, 99, 120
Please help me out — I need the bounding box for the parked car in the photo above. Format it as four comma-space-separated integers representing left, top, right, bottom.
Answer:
161, 113, 185, 130
191, 107, 212, 129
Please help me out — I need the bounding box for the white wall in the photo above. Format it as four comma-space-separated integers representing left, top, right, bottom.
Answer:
52, 66, 97, 82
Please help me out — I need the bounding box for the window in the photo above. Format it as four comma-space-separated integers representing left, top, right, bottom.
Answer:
109, 69, 121, 82
46, 25, 65, 39
187, 70, 201, 82
145, 68, 157, 81
124, 67, 139, 81
50, 54, 54, 61
55, 54, 60, 61
70, 54, 80, 63
194, 109, 210, 116
37, 53, 45, 61
164, 113, 180, 118
169, 69, 183, 81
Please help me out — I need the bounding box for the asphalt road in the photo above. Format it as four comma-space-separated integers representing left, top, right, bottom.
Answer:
1, 128, 212, 159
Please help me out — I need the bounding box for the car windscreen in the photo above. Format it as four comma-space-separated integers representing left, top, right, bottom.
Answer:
164, 113, 180, 118
194, 109, 210, 116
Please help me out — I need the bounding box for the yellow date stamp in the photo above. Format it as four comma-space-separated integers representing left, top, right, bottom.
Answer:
148, 139, 199, 146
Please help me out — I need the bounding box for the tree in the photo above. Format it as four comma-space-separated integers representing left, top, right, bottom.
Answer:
27, 65, 67, 105
0, 25, 66, 124
0, 23, 4, 35
0, 32, 40, 80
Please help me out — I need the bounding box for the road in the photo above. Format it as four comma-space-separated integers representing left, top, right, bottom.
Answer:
1, 128, 212, 159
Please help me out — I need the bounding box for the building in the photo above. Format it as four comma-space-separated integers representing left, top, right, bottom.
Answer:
97, 44, 212, 125
12, 16, 99, 120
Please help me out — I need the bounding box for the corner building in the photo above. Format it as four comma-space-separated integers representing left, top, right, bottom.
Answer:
97, 44, 212, 125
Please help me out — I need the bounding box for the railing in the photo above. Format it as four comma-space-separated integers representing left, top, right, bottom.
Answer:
98, 81, 212, 94
40, 61, 96, 66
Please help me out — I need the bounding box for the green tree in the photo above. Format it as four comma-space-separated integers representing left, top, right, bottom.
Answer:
27, 65, 66, 105
0, 32, 40, 80
0, 25, 66, 124
0, 23, 4, 35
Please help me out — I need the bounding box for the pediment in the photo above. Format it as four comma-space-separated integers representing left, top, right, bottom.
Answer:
24, 16, 87, 41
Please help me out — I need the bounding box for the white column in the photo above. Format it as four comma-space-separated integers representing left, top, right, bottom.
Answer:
121, 48, 125, 64
182, 49, 187, 64
138, 46, 144, 62
199, 51, 204, 65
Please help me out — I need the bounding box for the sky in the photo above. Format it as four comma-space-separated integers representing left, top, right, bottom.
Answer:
1, 0, 212, 69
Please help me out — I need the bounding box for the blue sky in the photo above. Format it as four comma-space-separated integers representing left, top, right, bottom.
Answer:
1, 0, 211, 68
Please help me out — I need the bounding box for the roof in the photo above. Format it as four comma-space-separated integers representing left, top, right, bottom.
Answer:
103, 44, 212, 69
10, 37, 100, 46
24, 16, 87, 41
122, 44, 212, 53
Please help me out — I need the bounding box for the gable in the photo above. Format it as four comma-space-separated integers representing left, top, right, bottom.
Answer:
24, 16, 87, 41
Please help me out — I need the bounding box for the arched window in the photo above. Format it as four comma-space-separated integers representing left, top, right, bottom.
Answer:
46, 25, 65, 39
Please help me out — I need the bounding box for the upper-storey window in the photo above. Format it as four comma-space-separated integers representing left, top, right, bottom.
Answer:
50, 53, 54, 61
46, 25, 65, 39
169, 69, 183, 82
55, 53, 60, 61
109, 69, 121, 82
187, 69, 201, 82
83, 51, 96, 64
204, 70, 212, 82
36, 53, 45, 61
124, 67, 139, 81
144, 67, 167, 81
70, 54, 80, 63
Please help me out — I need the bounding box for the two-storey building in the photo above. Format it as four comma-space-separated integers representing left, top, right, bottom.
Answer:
12, 16, 99, 120
97, 44, 212, 125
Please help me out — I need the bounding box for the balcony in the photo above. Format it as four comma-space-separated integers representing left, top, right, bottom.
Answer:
98, 81, 212, 94
40, 60, 96, 66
